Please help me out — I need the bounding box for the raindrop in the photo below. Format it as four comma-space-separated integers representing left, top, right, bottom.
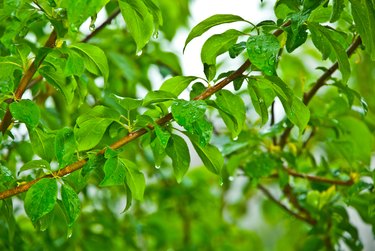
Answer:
89, 24, 95, 31
136, 50, 143, 56
268, 56, 275, 66
228, 176, 234, 181
254, 45, 262, 54
233, 136, 238, 141
67, 228, 73, 239
70, 24, 78, 32
155, 165, 160, 169
259, 98, 264, 104
153, 31, 159, 39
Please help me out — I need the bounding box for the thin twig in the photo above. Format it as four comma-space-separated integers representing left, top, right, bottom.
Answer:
258, 184, 316, 225
285, 168, 354, 186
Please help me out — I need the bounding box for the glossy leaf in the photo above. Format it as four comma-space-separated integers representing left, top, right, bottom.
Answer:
100, 156, 126, 187
154, 125, 171, 148
70, 43, 109, 81
247, 77, 276, 125
201, 29, 242, 81
244, 153, 279, 179
117, 97, 143, 111
171, 99, 212, 146
74, 106, 120, 151
24, 179, 57, 224
190, 82, 207, 100
55, 128, 76, 167
29, 128, 56, 162
267, 76, 310, 131
9, 99, 40, 128
61, 184, 81, 227
215, 90, 246, 138
349, 0, 375, 60
189, 134, 224, 175
184, 14, 246, 52
330, 0, 345, 22
159, 76, 198, 96
142, 90, 176, 106
246, 34, 280, 76
18, 160, 51, 175
119, 0, 154, 54
122, 158, 145, 200
165, 134, 190, 183
285, 12, 309, 53
308, 22, 351, 83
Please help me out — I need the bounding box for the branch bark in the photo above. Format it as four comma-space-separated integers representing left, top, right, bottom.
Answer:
284, 168, 354, 186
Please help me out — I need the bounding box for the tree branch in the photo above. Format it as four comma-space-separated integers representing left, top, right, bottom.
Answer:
258, 184, 316, 225
0, 30, 57, 134
279, 36, 362, 147
285, 167, 354, 186
0, 22, 291, 200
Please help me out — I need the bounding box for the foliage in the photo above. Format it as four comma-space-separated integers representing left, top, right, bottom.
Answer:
0, 0, 375, 250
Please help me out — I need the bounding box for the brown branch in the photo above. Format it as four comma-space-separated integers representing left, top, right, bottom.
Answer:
279, 36, 362, 148
0, 30, 57, 134
0, 22, 291, 200
258, 184, 316, 225
81, 8, 121, 43
0, 9, 122, 135
285, 168, 354, 186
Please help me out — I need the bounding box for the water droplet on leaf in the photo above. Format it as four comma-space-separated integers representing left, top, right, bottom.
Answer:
228, 176, 234, 181
153, 31, 159, 39
70, 24, 78, 32
155, 165, 160, 169
136, 50, 143, 56
233, 136, 238, 141
254, 45, 262, 54
89, 24, 95, 31
67, 228, 73, 239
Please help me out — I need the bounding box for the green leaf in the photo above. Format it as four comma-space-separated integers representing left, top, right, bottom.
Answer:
119, 0, 154, 54
267, 76, 310, 131
29, 127, 56, 162
100, 156, 126, 187
117, 97, 143, 111
55, 128, 76, 167
122, 158, 145, 200
70, 43, 109, 82
184, 14, 246, 52
74, 106, 120, 151
285, 12, 309, 53
201, 29, 242, 81
39, 59, 76, 104
244, 153, 279, 179
61, 0, 109, 28
190, 82, 207, 100
171, 100, 213, 146
159, 76, 198, 96
18, 160, 51, 175
24, 179, 57, 224
150, 135, 166, 167
165, 134, 190, 183
154, 125, 171, 148
246, 34, 280, 76
303, 0, 325, 13
247, 77, 276, 125
308, 22, 351, 83
64, 49, 85, 76
330, 0, 345, 22
9, 100, 40, 128
188, 135, 224, 175
349, 0, 375, 60
61, 184, 80, 227
215, 90, 246, 138
142, 90, 176, 106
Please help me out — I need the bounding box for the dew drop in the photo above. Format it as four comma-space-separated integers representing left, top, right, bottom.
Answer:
153, 31, 159, 39
254, 45, 262, 54
155, 165, 160, 169
268, 56, 275, 66
259, 98, 264, 104
70, 24, 78, 32
136, 50, 143, 56
67, 228, 73, 239
89, 24, 95, 31
228, 176, 234, 181
233, 136, 238, 141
